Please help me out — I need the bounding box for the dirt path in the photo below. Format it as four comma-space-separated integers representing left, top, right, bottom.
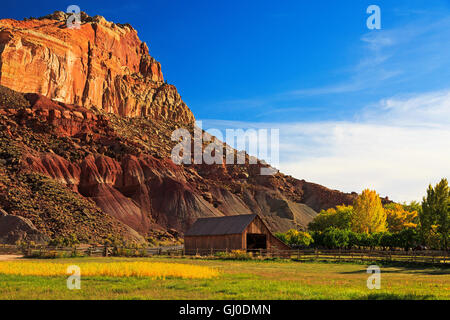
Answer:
0, 255, 23, 261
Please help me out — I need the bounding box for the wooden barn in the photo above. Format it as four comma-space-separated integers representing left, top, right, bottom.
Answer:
184, 214, 290, 253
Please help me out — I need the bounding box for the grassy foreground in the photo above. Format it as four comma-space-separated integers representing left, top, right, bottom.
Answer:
0, 257, 448, 300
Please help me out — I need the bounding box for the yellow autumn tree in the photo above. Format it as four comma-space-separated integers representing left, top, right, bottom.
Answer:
351, 189, 387, 233
385, 203, 418, 232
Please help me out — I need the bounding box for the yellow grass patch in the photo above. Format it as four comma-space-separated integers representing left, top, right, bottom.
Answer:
0, 261, 218, 279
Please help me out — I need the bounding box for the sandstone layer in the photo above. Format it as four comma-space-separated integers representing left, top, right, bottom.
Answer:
0, 12, 194, 123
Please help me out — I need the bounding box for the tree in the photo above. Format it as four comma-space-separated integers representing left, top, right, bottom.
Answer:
357, 232, 373, 248
402, 201, 422, 215
385, 203, 418, 232
421, 178, 449, 250
310, 231, 325, 248
347, 231, 362, 249
396, 228, 419, 251
351, 189, 387, 233
379, 232, 394, 250
322, 228, 349, 249
275, 229, 313, 248
308, 205, 353, 231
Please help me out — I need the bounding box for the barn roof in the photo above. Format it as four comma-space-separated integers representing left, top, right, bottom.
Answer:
185, 214, 258, 236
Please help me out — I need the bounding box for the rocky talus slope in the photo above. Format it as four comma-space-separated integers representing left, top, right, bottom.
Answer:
0, 12, 358, 244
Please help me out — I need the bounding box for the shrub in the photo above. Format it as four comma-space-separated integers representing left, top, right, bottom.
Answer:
215, 250, 253, 260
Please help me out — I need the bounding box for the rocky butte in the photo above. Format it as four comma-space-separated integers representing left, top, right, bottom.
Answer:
0, 12, 361, 244
0, 11, 193, 122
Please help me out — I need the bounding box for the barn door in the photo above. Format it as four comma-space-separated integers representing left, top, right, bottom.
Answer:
247, 233, 267, 250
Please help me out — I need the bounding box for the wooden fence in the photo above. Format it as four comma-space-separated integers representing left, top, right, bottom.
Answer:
1, 244, 448, 265
183, 248, 449, 265
0, 244, 184, 258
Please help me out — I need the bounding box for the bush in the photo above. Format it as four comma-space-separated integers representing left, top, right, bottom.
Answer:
215, 250, 253, 260
112, 247, 147, 257
48, 234, 80, 247
26, 249, 83, 259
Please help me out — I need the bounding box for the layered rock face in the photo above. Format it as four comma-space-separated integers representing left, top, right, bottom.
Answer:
0, 12, 194, 123
0, 13, 361, 244
0, 209, 49, 244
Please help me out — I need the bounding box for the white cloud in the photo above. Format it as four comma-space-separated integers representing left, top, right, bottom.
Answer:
201, 89, 450, 202
365, 90, 450, 127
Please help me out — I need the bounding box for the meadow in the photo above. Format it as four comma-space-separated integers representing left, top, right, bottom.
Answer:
0, 257, 448, 300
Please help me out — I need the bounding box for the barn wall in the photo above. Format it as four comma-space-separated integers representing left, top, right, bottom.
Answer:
185, 234, 244, 252
244, 216, 290, 250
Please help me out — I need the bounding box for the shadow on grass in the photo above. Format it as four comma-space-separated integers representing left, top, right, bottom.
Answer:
360, 292, 435, 300
339, 262, 450, 275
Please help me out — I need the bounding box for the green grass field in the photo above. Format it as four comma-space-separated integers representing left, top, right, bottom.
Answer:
0, 257, 448, 300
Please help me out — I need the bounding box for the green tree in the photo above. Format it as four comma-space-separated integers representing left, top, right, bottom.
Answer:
421, 178, 449, 250
310, 231, 325, 248
275, 230, 313, 248
357, 232, 373, 248
351, 189, 387, 233
396, 228, 419, 251
308, 205, 353, 231
347, 231, 362, 249
322, 228, 349, 249
379, 232, 394, 250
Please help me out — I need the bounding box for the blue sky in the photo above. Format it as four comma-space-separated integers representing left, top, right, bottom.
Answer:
3, 1, 450, 201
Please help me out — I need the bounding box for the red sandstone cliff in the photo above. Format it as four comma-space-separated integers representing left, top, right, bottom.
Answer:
0, 11, 194, 123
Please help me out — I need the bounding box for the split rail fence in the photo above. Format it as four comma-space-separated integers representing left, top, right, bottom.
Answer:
0, 244, 448, 265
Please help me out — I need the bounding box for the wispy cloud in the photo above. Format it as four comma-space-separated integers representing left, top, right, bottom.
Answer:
210, 12, 450, 110
363, 89, 450, 127
201, 89, 450, 202
296, 14, 450, 97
